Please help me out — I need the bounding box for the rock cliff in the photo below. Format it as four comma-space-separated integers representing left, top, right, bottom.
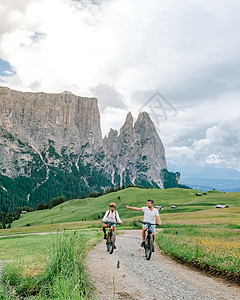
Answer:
0, 87, 102, 176
103, 112, 167, 188
0, 86, 175, 208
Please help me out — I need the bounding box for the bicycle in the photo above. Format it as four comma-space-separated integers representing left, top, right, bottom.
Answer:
139, 221, 158, 260
104, 221, 120, 254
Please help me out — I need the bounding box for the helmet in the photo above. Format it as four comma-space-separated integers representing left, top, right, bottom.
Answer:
109, 202, 116, 207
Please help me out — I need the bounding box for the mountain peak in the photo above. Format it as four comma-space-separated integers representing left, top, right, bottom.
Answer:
62, 90, 74, 95
120, 111, 133, 135
135, 111, 155, 127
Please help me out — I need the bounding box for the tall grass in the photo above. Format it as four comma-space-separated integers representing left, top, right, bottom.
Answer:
1, 232, 100, 299
157, 226, 240, 283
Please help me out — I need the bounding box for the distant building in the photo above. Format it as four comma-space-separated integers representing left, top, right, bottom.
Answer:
216, 205, 229, 209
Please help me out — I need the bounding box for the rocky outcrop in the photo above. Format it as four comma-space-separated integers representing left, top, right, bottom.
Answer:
0, 86, 102, 177
103, 112, 167, 188
0, 86, 174, 207
0, 87, 102, 150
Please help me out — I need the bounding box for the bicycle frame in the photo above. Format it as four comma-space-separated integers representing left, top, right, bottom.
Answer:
140, 221, 157, 260
104, 221, 118, 254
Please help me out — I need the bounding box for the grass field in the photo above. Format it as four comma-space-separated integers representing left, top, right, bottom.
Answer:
0, 231, 102, 299
157, 226, 240, 283
0, 187, 239, 298
10, 188, 240, 229
0, 234, 55, 277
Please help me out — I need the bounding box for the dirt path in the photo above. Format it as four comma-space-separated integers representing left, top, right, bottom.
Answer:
86, 230, 240, 300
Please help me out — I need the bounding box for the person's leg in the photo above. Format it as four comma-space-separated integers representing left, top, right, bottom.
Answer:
151, 226, 156, 252
152, 232, 155, 242
113, 226, 116, 248
102, 223, 108, 238
142, 227, 147, 242
141, 227, 147, 246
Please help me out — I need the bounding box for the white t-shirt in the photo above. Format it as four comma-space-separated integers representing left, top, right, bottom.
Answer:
102, 210, 122, 223
142, 207, 159, 224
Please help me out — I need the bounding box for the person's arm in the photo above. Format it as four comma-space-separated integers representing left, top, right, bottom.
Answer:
156, 215, 162, 226
116, 211, 122, 224
102, 210, 108, 223
125, 205, 142, 211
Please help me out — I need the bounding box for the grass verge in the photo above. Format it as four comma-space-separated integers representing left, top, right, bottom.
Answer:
0, 231, 102, 299
156, 226, 240, 284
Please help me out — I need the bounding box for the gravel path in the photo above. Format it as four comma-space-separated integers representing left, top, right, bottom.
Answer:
86, 230, 240, 300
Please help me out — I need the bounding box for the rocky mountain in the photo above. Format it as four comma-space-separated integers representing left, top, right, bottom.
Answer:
103, 112, 167, 188
0, 86, 179, 211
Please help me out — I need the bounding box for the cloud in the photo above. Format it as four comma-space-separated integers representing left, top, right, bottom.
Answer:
90, 83, 127, 112
193, 119, 240, 168
29, 32, 46, 43
0, 0, 240, 171
0, 1, 40, 38
1, 0, 240, 99
167, 117, 240, 171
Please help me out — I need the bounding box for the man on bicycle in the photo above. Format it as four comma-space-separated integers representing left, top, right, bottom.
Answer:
102, 202, 122, 240
126, 199, 161, 251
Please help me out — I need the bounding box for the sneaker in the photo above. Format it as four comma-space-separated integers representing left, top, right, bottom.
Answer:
104, 233, 107, 239
114, 245, 116, 249
140, 241, 145, 247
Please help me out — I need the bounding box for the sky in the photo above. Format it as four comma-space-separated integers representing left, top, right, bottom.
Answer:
0, 0, 240, 176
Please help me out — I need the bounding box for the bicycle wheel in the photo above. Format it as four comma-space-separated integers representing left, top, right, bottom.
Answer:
108, 231, 115, 254
145, 234, 153, 260
106, 233, 111, 252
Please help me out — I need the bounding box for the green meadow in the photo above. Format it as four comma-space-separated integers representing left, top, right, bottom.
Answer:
157, 226, 240, 283
9, 188, 240, 229
0, 231, 102, 299
0, 187, 239, 298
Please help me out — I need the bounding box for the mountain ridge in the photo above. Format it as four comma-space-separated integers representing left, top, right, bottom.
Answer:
0, 86, 179, 211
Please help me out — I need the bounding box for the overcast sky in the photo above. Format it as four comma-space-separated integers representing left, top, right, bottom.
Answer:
0, 0, 240, 174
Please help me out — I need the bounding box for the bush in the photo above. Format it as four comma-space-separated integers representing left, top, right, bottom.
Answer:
36, 201, 48, 210
48, 195, 67, 209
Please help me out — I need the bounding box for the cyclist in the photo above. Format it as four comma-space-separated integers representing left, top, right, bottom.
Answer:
102, 202, 122, 243
125, 199, 161, 251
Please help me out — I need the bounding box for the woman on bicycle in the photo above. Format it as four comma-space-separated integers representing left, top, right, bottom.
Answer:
126, 199, 161, 251
102, 202, 122, 240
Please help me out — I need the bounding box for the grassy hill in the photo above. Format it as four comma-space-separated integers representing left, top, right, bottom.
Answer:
1, 186, 239, 300
12, 188, 240, 228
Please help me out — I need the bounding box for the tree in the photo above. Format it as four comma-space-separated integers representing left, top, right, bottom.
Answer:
37, 201, 47, 210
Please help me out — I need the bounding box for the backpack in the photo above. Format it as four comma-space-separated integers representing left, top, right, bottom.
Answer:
107, 210, 118, 222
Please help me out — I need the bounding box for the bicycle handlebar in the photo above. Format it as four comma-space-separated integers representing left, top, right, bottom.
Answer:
104, 221, 121, 225
139, 221, 158, 226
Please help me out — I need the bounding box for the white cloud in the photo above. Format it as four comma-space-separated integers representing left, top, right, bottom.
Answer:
90, 83, 127, 112
167, 117, 240, 171
0, 0, 240, 171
